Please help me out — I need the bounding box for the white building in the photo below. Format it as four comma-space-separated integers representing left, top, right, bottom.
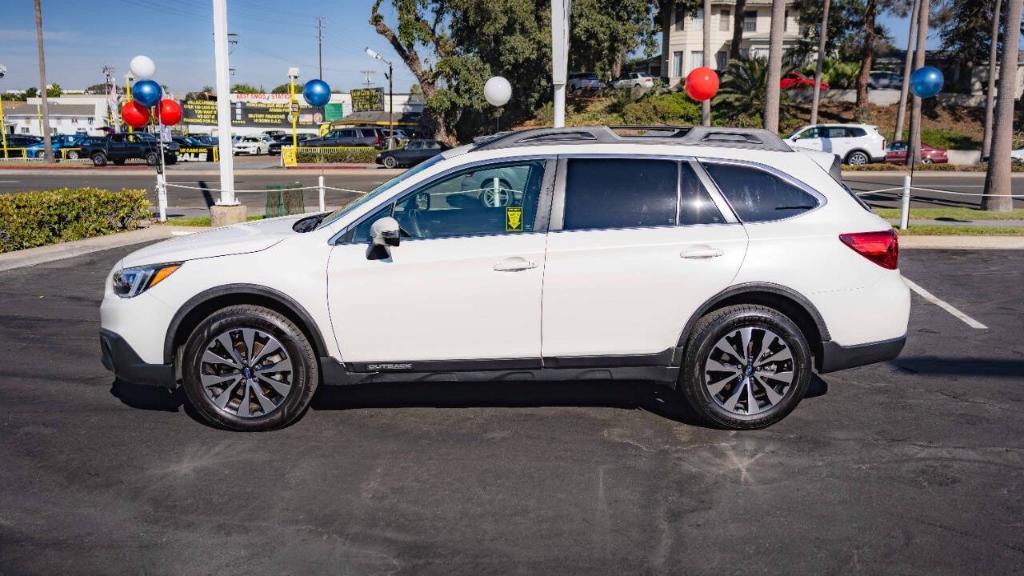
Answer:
661, 0, 804, 88
4, 95, 112, 136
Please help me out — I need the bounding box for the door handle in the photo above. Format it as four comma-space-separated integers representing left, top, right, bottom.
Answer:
681, 246, 724, 259
493, 257, 537, 272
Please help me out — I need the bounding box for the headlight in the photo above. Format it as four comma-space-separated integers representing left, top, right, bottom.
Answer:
112, 263, 181, 298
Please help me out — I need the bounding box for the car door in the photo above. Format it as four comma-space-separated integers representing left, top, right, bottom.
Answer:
821, 126, 849, 156
541, 157, 748, 360
790, 127, 823, 152
327, 158, 554, 366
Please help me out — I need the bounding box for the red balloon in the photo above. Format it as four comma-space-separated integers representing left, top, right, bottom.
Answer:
121, 100, 150, 128
158, 99, 183, 126
685, 67, 720, 102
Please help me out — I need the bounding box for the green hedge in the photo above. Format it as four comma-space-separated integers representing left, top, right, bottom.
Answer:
0, 188, 151, 253
295, 146, 378, 164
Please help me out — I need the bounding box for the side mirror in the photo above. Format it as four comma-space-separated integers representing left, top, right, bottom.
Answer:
368, 216, 400, 261
371, 216, 400, 247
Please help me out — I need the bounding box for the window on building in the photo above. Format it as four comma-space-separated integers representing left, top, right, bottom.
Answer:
673, 51, 684, 78
743, 10, 757, 32
674, 6, 685, 31
716, 51, 728, 69
752, 47, 769, 59
691, 50, 704, 71
694, 8, 704, 32
720, 8, 731, 31
563, 159, 678, 230
702, 163, 819, 222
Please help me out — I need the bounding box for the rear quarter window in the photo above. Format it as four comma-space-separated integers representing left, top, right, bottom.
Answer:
702, 162, 819, 222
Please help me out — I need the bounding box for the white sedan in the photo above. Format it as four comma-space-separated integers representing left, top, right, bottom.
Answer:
233, 136, 271, 155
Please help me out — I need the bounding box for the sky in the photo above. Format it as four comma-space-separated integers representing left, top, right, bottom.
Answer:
0, 1, 1016, 95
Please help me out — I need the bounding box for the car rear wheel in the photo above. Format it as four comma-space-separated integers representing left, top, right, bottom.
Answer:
181, 305, 319, 431
383, 156, 397, 169
91, 152, 107, 167
846, 150, 870, 165
679, 304, 812, 430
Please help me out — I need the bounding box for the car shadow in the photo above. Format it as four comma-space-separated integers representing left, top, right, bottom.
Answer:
110, 375, 830, 429
891, 357, 1024, 378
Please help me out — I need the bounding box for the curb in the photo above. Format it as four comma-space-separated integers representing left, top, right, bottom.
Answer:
0, 226, 206, 272
843, 170, 1024, 178
900, 235, 1024, 250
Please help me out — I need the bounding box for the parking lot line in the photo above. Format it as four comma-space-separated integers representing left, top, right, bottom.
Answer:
903, 277, 988, 330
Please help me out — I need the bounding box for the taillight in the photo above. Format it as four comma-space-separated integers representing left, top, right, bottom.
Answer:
376, 133, 382, 147
839, 229, 898, 269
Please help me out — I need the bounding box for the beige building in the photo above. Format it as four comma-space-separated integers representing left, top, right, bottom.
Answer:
661, 0, 804, 87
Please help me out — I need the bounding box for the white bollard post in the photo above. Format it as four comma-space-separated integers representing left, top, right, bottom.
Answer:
318, 174, 325, 213
900, 174, 911, 230
157, 173, 168, 223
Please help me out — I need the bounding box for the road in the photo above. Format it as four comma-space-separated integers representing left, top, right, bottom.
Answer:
843, 172, 1024, 210
0, 245, 1021, 574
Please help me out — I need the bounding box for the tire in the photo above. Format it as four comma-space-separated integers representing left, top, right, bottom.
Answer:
181, 305, 319, 431
921, 157, 932, 164
678, 304, 812, 430
35, 150, 46, 159
91, 152, 107, 167
67, 150, 79, 160
145, 152, 159, 166
845, 150, 870, 165
383, 156, 397, 169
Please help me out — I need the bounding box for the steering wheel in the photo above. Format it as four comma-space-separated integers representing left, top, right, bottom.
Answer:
479, 179, 513, 208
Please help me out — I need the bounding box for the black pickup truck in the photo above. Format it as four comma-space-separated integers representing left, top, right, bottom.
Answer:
80, 133, 179, 167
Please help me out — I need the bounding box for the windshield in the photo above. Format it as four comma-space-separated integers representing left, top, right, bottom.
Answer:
315, 153, 447, 230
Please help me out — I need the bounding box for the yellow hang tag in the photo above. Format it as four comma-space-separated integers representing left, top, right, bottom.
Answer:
506, 206, 523, 232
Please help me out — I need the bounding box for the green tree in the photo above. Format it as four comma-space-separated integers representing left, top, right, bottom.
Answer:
714, 56, 794, 127
46, 83, 62, 97
84, 83, 108, 95
231, 83, 262, 94
938, 0, 1003, 92
271, 82, 301, 94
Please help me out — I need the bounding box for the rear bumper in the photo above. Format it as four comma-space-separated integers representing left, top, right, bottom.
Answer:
100, 329, 176, 389
819, 335, 906, 373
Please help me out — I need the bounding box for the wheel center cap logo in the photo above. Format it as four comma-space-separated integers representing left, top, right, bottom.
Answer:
242, 367, 253, 380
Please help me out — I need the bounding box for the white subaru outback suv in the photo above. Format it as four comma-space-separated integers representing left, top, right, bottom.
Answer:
101, 125, 909, 431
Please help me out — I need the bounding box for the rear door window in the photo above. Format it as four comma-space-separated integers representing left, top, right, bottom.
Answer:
563, 158, 677, 230
702, 162, 819, 222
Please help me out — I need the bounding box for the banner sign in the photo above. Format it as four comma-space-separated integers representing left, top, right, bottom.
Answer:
350, 88, 385, 113
182, 100, 324, 128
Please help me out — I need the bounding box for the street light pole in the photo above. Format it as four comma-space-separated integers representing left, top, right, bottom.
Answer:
365, 48, 395, 150
0, 63, 8, 160
288, 67, 299, 148
212, 0, 236, 207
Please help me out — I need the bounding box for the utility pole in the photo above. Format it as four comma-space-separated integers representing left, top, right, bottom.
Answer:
34, 0, 53, 162
551, 0, 570, 128
893, 0, 920, 145
316, 16, 325, 79
810, 0, 832, 125
211, 0, 243, 224
701, 0, 711, 126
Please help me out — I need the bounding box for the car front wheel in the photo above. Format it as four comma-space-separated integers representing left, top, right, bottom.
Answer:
679, 304, 812, 430
383, 156, 397, 169
91, 153, 107, 167
181, 305, 319, 431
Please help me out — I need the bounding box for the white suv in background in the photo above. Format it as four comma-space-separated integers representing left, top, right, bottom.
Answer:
100, 126, 909, 431
785, 123, 887, 165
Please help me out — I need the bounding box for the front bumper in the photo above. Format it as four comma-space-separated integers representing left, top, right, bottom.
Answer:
100, 329, 176, 389
819, 335, 906, 373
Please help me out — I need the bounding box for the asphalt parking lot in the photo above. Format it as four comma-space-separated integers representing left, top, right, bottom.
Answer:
1, 246, 1022, 575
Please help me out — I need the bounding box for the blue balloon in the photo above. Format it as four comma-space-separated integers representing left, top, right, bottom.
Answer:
131, 79, 162, 108
909, 66, 944, 98
302, 79, 331, 107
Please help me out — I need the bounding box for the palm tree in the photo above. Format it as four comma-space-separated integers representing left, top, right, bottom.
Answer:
983, 0, 1022, 211
34, 0, 52, 162
810, 0, 832, 125
763, 0, 786, 132
716, 56, 793, 124
702, 0, 712, 126
855, 0, 878, 121
894, 0, 921, 144
907, 0, 930, 166
982, 0, 1003, 159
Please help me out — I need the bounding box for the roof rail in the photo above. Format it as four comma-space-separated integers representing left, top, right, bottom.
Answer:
472, 125, 792, 152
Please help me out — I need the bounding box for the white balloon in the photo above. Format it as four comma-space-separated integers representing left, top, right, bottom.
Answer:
130, 55, 156, 80
484, 76, 512, 107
